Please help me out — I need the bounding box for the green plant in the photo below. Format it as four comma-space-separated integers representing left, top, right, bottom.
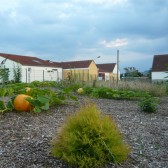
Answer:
26, 95, 50, 113
13, 63, 22, 83
24, 86, 77, 112
0, 68, 9, 84
138, 96, 159, 113
51, 103, 130, 168
85, 81, 168, 97
0, 87, 14, 112
83, 87, 149, 100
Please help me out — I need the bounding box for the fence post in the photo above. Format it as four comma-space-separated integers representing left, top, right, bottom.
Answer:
43, 70, 44, 81
26, 69, 27, 83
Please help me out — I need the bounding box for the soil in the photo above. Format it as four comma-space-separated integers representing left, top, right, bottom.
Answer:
1, 96, 168, 168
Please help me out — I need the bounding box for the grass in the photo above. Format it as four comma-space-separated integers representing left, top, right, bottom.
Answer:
85, 80, 168, 97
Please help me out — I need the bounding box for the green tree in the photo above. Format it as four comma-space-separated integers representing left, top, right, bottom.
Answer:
146, 68, 152, 78
13, 64, 22, 83
0, 68, 9, 84
124, 67, 143, 77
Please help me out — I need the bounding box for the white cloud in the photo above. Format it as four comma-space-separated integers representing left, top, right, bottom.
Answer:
0, 0, 20, 13
8, 11, 32, 24
74, 0, 127, 5
100, 38, 128, 48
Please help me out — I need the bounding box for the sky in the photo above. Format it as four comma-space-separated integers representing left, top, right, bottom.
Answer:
0, 0, 168, 72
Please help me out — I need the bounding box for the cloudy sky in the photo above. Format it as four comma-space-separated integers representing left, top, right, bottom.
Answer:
0, 0, 168, 72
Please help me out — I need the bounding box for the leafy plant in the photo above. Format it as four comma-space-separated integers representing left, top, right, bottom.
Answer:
165, 64, 168, 79
13, 63, 22, 83
138, 96, 159, 113
51, 103, 130, 168
0, 68, 9, 84
84, 87, 149, 100
0, 87, 14, 112
26, 95, 50, 113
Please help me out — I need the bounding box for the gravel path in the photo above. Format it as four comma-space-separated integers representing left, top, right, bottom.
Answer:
1, 96, 168, 168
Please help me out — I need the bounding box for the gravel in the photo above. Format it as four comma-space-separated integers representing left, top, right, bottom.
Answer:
1, 96, 168, 168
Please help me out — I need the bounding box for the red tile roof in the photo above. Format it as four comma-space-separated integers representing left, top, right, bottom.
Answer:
152, 54, 168, 72
97, 63, 116, 73
0, 53, 61, 67
57, 60, 93, 69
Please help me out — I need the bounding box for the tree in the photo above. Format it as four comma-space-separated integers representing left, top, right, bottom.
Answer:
0, 68, 9, 84
146, 68, 152, 78
13, 64, 22, 83
124, 67, 143, 77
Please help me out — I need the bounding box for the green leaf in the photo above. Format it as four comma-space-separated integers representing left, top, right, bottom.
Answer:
33, 107, 42, 113
41, 103, 49, 110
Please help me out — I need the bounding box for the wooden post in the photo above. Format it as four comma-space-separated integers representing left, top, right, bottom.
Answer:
117, 50, 119, 84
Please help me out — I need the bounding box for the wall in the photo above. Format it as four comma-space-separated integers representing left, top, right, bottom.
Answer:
88, 61, 98, 80
152, 72, 167, 81
109, 73, 118, 81
98, 64, 120, 81
22, 66, 62, 83
63, 61, 98, 81
63, 68, 89, 81
0, 57, 21, 82
0, 56, 62, 83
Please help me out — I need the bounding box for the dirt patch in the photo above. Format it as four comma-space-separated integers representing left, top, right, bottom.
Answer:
1, 96, 168, 168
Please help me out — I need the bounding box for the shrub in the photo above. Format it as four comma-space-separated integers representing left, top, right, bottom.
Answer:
138, 96, 159, 113
51, 103, 130, 168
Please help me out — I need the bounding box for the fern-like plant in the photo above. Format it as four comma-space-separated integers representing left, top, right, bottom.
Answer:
51, 103, 130, 168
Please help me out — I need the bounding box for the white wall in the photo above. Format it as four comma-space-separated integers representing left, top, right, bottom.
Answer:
113, 64, 120, 80
113, 64, 117, 73
105, 73, 110, 81
152, 72, 167, 81
22, 66, 62, 83
0, 56, 63, 83
0, 57, 22, 82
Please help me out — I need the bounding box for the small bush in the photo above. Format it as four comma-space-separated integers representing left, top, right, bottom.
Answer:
51, 103, 130, 168
138, 96, 159, 113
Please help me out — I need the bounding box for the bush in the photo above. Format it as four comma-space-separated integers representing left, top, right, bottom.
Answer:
51, 103, 130, 168
138, 96, 159, 113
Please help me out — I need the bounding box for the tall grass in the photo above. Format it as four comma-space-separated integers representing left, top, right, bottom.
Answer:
85, 80, 167, 97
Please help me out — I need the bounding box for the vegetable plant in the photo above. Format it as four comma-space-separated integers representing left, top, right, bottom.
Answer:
0, 87, 14, 113
83, 87, 150, 100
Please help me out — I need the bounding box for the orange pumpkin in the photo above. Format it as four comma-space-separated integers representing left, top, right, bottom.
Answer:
14, 94, 33, 112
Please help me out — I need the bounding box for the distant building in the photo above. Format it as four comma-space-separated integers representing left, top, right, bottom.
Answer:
151, 54, 168, 81
57, 60, 98, 81
97, 63, 120, 81
0, 53, 62, 83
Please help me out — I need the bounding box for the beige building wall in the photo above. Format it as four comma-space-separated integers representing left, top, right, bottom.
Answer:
63, 61, 98, 81
109, 73, 118, 81
88, 61, 98, 80
63, 69, 89, 81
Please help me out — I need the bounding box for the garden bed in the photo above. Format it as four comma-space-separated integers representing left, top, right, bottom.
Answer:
1, 96, 168, 168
